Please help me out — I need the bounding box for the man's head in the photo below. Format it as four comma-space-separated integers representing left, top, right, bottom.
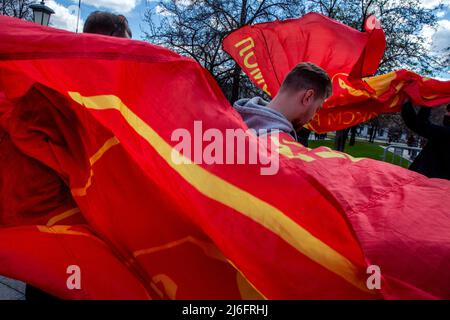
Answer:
83, 11, 132, 39
271, 62, 332, 128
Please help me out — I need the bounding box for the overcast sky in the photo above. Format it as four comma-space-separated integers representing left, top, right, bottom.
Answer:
45, 0, 450, 79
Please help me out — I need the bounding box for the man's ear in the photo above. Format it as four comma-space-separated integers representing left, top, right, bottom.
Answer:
302, 89, 315, 105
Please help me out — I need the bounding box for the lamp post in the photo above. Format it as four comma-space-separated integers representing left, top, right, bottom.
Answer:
29, 1, 55, 26
76, 0, 82, 33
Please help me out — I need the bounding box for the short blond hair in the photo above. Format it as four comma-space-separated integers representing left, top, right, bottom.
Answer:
280, 62, 332, 99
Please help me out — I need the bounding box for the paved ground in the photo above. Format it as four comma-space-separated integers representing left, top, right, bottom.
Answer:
0, 276, 25, 300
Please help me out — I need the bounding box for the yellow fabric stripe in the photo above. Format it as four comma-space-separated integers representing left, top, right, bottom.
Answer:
90, 136, 120, 165
37, 225, 93, 238
133, 236, 227, 262
68, 91, 371, 294
71, 171, 93, 197
46, 207, 80, 227
36, 224, 152, 299
315, 151, 347, 159
71, 136, 120, 197
133, 236, 265, 299
227, 258, 267, 300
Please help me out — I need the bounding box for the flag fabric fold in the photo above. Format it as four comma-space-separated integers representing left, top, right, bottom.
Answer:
0, 16, 449, 300
222, 12, 386, 96
223, 13, 450, 133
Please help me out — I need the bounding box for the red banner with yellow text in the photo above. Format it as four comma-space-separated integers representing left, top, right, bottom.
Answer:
223, 13, 450, 133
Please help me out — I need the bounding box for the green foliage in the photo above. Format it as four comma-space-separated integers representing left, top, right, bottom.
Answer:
309, 138, 411, 168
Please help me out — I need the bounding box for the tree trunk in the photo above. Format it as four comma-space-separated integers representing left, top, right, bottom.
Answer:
229, 0, 248, 103
349, 126, 357, 146
296, 127, 310, 147
369, 125, 378, 143
230, 64, 241, 103
334, 129, 349, 151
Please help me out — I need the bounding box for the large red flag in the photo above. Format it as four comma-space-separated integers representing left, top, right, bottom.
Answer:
223, 13, 450, 133
0, 16, 449, 299
222, 13, 386, 96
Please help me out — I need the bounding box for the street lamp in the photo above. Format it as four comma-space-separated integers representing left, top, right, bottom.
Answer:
29, 1, 55, 26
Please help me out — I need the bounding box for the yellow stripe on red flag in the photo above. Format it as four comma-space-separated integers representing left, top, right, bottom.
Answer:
68, 91, 373, 295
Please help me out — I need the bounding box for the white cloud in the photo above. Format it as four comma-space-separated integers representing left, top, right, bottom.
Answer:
431, 19, 450, 52
47, 0, 83, 32
415, 3, 450, 79
176, 0, 193, 6
155, 4, 173, 17
154, 0, 193, 16
423, 19, 450, 79
422, 18, 450, 52
70, 0, 140, 13
47, 0, 141, 32
422, 24, 435, 47
419, 0, 450, 9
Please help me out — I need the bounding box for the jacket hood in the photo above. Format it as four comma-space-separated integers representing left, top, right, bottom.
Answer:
233, 97, 297, 140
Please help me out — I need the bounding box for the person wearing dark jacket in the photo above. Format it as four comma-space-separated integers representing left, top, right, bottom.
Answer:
401, 102, 450, 180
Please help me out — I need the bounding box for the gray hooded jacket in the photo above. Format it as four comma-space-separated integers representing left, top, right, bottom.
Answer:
233, 97, 298, 140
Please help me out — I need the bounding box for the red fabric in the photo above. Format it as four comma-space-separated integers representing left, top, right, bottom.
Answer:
0, 225, 150, 299
308, 70, 450, 132
0, 115, 78, 227
0, 16, 449, 299
223, 13, 450, 133
222, 12, 385, 96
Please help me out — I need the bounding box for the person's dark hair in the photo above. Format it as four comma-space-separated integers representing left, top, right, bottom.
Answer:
280, 62, 332, 99
83, 11, 132, 38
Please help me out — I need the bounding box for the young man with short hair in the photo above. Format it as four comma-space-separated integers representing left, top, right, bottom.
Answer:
234, 62, 332, 141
